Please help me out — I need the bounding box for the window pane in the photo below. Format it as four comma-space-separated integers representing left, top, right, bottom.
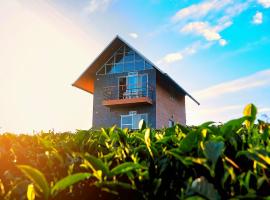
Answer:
168, 120, 174, 127
133, 115, 140, 129
119, 77, 126, 99
96, 45, 153, 75
106, 64, 113, 74
124, 54, 134, 63
133, 114, 148, 129
141, 114, 148, 122
122, 124, 132, 129
117, 46, 124, 54
135, 60, 144, 71
125, 46, 132, 54
114, 63, 123, 73
135, 53, 143, 61
115, 54, 124, 63
122, 115, 132, 125
145, 61, 152, 69
141, 75, 147, 96
124, 62, 134, 72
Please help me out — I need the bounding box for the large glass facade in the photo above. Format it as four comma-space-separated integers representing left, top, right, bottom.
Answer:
118, 73, 148, 99
96, 45, 153, 75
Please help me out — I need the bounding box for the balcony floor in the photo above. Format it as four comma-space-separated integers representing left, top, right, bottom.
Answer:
102, 97, 153, 107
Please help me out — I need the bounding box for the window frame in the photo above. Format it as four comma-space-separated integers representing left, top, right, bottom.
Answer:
117, 73, 148, 99
96, 45, 153, 76
168, 119, 175, 128
121, 112, 148, 129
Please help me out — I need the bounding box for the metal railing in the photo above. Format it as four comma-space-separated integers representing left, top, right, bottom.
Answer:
103, 83, 154, 101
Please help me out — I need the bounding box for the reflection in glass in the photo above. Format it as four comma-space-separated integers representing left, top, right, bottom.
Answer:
97, 45, 153, 75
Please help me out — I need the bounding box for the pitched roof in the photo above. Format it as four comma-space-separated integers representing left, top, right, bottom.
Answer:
72, 35, 199, 105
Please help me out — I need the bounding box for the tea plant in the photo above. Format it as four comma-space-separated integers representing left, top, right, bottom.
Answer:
0, 104, 269, 200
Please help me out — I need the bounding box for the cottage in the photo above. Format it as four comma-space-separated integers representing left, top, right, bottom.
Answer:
73, 36, 199, 129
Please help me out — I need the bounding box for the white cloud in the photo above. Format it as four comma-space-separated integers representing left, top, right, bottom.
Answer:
195, 69, 270, 100
171, 1, 251, 50
181, 22, 221, 41
171, 0, 233, 22
224, 1, 250, 17
252, 11, 263, 24
186, 70, 270, 125
219, 39, 227, 46
258, 0, 270, 8
259, 107, 270, 113
157, 41, 213, 65
158, 52, 183, 64
84, 0, 113, 13
157, 41, 209, 65
129, 32, 139, 39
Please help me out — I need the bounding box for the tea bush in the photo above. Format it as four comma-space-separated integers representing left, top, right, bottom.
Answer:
0, 104, 270, 200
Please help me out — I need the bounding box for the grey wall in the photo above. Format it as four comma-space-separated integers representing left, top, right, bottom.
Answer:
92, 69, 156, 129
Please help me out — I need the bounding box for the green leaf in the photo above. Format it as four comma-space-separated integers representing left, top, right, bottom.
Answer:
111, 162, 142, 175
95, 181, 135, 190
51, 173, 91, 196
139, 119, 146, 131
179, 131, 198, 153
243, 104, 257, 129
84, 154, 110, 176
27, 184, 35, 200
221, 117, 247, 137
100, 128, 109, 139
17, 165, 50, 200
190, 176, 221, 200
204, 141, 224, 165
144, 128, 153, 158
132, 132, 145, 142
199, 121, 215, 128
167, 150, 193, 166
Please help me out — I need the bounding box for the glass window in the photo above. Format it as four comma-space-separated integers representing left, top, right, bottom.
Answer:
115, 54, 124, 64
122, 124, 133, 129
97, 45, 153, 75
114, 63, 123, 73
118, 77, 126, 99
122, 115, 132, 124
124, 54, 134, 63
121, 113, 148, 129
124, 62, 134, 72
133, 114, 148, 129
135, 60, 144, 71
145, 61, 152, 69
168, 120, 174, 127
106, 64, 113, 74
117, 46, 124, 54
125, 46, 132, 54
135, 53, 143, 61
140, 74, 148, 97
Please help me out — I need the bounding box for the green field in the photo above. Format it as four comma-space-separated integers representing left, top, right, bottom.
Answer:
0, 104, 270, 200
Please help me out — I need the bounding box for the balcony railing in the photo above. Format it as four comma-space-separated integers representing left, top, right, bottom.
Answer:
102, 83, 154, 106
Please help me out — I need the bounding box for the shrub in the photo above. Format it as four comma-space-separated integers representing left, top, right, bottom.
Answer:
0, 104, 270, 199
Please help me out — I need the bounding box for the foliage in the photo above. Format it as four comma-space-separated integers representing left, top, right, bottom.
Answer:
0, 104, 270, 199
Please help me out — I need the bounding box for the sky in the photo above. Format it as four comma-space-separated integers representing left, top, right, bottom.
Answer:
1, 0, 270, 133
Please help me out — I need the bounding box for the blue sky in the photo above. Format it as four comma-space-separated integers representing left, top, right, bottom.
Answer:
0, 0, 270, 133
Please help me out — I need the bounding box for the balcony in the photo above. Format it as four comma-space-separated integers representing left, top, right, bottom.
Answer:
102, 84, 154, 107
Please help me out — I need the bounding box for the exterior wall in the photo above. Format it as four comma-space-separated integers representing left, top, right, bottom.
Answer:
156, 82, 186, 128
92, 69, 156, 129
